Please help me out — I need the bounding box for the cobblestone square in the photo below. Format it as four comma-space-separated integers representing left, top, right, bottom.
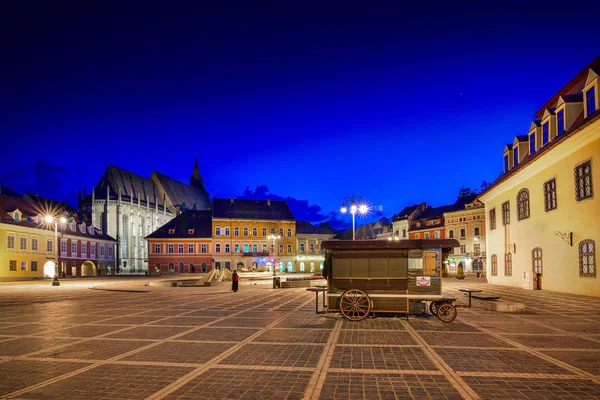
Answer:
0, 277, 598, 399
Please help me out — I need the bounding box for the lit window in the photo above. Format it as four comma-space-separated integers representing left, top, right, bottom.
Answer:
287, 244, 292, 253
424, 232, 430, 239
243, 244, 248, 252
517, 189, 530, 221
505, 253, 512, 276
579, 240, 596, 277
216, 244, 221, 253
234, 244, 240, 253
434, 231, 440, 239
491, 255, 497, 276
557, 109, 565, 135
7, 235, 15, 250
31, 238, 38, 251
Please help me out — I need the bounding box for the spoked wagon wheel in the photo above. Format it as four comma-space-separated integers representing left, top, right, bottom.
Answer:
437, 303, 457, 323
429, 301, 438, 316
340, 289, 371, 321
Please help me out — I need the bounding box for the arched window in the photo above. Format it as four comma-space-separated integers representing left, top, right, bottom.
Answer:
154, 263, 161, 272
178, 262, 184, 273
517, 189, 530, 220
201, 262, 207, 272
532, 248, 542, 275
189, 263, 195, 273
300, 262, 305, 272
579, 240, 596, 277
504, 253, 512, 276
491, 255, 497, 276
168, 263, 174, 272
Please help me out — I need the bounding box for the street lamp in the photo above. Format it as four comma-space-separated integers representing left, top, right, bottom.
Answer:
44, 215, 67, 286
267, 233, 281, 274
340, 195, 369, 240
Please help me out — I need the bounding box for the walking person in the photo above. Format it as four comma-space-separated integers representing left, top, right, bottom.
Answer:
232, 270, 239, 292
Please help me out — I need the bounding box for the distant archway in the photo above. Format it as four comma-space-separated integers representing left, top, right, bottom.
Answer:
81, 261, 96, 277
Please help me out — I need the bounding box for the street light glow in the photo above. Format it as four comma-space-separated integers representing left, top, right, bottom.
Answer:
59, 217, 67, 223
45, 215, 53, 223
358, 204, 368, 214
340, 205, 347, 213
350, 204, 357, 214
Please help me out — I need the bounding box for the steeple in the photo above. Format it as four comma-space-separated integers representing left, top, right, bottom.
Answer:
189, 157, 204, 189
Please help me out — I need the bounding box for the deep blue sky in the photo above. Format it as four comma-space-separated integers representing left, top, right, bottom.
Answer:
1, 1, 599, 228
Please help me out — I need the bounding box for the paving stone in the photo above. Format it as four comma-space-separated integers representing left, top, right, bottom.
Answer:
330, 346, 438, 371
541, 351, 600, 375
338, 330, 417, 346
253, 328, 330, 343
476, 322, 557, 334
320, 372, 462, 400
148, 316, 218, 326
178, 326, 262, 342
409, 320, 482, 332
35, 339, 150, 360
501, 334, 600, 349
41, 324, 129, 338
104, 325, 191, 340
0, 323, 58, 336
212, 317, 278, 328
124, 341, 232, 364
221, 343, 323, 368
273, 316, 337, 329
164, 367, 312, 400
340, 318, 406, 331
0, 337, 73, 356
93, 315, 164, 325
463, 376, 600, 399
420, 332, 515, 348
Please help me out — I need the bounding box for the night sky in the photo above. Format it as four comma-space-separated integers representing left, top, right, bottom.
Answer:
2, 2, 599, 228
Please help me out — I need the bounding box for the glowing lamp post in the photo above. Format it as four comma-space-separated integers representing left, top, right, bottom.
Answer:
44, 215, 67, 286
267, 233, 281, 274
340, 195, 369, 240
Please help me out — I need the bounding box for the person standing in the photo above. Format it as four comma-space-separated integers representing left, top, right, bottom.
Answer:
232, 270, 239, 292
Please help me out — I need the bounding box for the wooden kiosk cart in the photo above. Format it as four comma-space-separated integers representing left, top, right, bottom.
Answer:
316, 239, 460, 323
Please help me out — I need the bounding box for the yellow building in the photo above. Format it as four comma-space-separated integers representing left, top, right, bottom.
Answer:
479, 57, 600, 296
211, 198, 296, 272
294, 221, 336, 273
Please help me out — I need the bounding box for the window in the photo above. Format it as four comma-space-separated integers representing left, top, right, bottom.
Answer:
542, 122, 549, 146
504, 253, 512, 276
490, 208, 496, 230
529, 134, 536, 155
234, 244, 240, 253
154, 244, 160, 253
215, 227, 221, 236
71, 241, 77, 256
287, 244, 292, 253
504, 154, 509, 172
100, 244, 105, 258
90, 243, 96, 258
459, 229, 465, 238
424, 232, 430, 239
234, 227, 239, 236
155, 263, 161, 272
201, 262, 207, 272
474, 244, 480, 255
309, 243, 315, 252
474, 227, 480, 236
47, 239, 53, 253
188, 244, 194, 253
491, 254, 497, 276
557, 109, 565, 135
7, 235, 15, 250
513, 147, 519, 167
279, 244, 284, 254
81, 242, 87, 258
402, 229, 406, 238
414, 233, 420, 239
168, 244, 174, 253
20, 261, 25, 271
60, 240, 67, 255
19, 236, 27, 250
168, 263, 174, 272
279, 228, 284, 237
216, 244, 221, 253
586, 87, 596, 115
460, 245, 466, 254
579, 240, 596, 277
544, 178, 557, 211
300, 243, 305, 252
287, 228, 292, 237
434, 231, 440, 239
517, 189, 530, 220
252, 227, 257, 237
501, 201, 510, 225
9, 260, 16, 271
178, 244, 184, 253
225, 244, 230, 253
225, 227, 230, 236
31, 261, 38, 271
31, 238, 38, 251
243, 244, 249, 252
243, 227, 248, 237
575, 160, 593, 201
107, 246, 113, 258
201, 244, 207, 253
532, 248, 542, 275
448, 230, 454, 239
262, 227, 267, 236
252, 244, 257, 252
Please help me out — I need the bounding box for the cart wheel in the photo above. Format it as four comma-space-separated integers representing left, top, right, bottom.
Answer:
340, 289, 371, 321
429, 301, 438, 316
437, 303, 457, 323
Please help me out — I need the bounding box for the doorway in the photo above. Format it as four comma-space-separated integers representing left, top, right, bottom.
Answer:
532, 248, 542, 290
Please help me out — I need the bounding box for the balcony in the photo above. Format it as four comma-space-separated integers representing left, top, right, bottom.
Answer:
242, 251, 270, 257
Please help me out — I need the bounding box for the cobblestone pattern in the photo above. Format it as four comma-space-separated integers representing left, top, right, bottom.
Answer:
0, 277, 598, 399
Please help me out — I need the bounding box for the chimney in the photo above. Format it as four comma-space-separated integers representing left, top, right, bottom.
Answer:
267, 199, 271, 206
230, 198, 234, 204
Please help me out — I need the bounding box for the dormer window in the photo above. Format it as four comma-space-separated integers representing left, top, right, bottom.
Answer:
188, 229, 195, 235
586, 87, 596, 115
557, 109, 565, 136
504, 154, 509, 173
529, 134, 536, 155
70, 221, 76, 231
542, 122, 549, 146
513, 147, 519, 167
168, 228, 175, 234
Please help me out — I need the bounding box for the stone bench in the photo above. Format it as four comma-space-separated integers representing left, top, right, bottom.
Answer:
471, 297, 525, 312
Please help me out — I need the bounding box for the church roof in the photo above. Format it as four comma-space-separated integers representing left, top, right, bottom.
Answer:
145, 210, 212, 239
92, 165, 165, 207
152, 171, 211, 211
213, 198, 294, 220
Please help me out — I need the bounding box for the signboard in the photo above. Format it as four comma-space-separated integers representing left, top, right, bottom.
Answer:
416, 276, 431, 286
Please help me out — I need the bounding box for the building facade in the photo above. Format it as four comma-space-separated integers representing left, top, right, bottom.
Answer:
443, 198, 486, 274
295, 221, 336, 273
146, 210, 213, 274
211, 198, 296, 272
79, 159, 211, 274
1, 194, 116, 279
392, 203, 425, 239
479, 58, 600, 296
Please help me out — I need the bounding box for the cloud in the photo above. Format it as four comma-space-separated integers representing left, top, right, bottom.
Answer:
237, 185, 331, 223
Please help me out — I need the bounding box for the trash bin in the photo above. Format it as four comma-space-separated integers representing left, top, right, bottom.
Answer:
273, 276, 281, 289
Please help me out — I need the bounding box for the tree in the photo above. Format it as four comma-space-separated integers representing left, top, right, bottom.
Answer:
480, 180, 491, 193
457, 186, 474, 199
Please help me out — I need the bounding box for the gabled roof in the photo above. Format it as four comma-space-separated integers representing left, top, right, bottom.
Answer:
212, 198, 295, 221
151, 171, 211, 211
542, 108, 556, 119
557, 93, 583, 107
23, 193, 77, 215
529, 120, 541, 130
514, 135, 528, 143
296, 221, 336, 235
503, 143, 513, 152
145, 210, 212, 239
91, 165, 166, 207
392, 204, 422, 222
585, 67, 600, 86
